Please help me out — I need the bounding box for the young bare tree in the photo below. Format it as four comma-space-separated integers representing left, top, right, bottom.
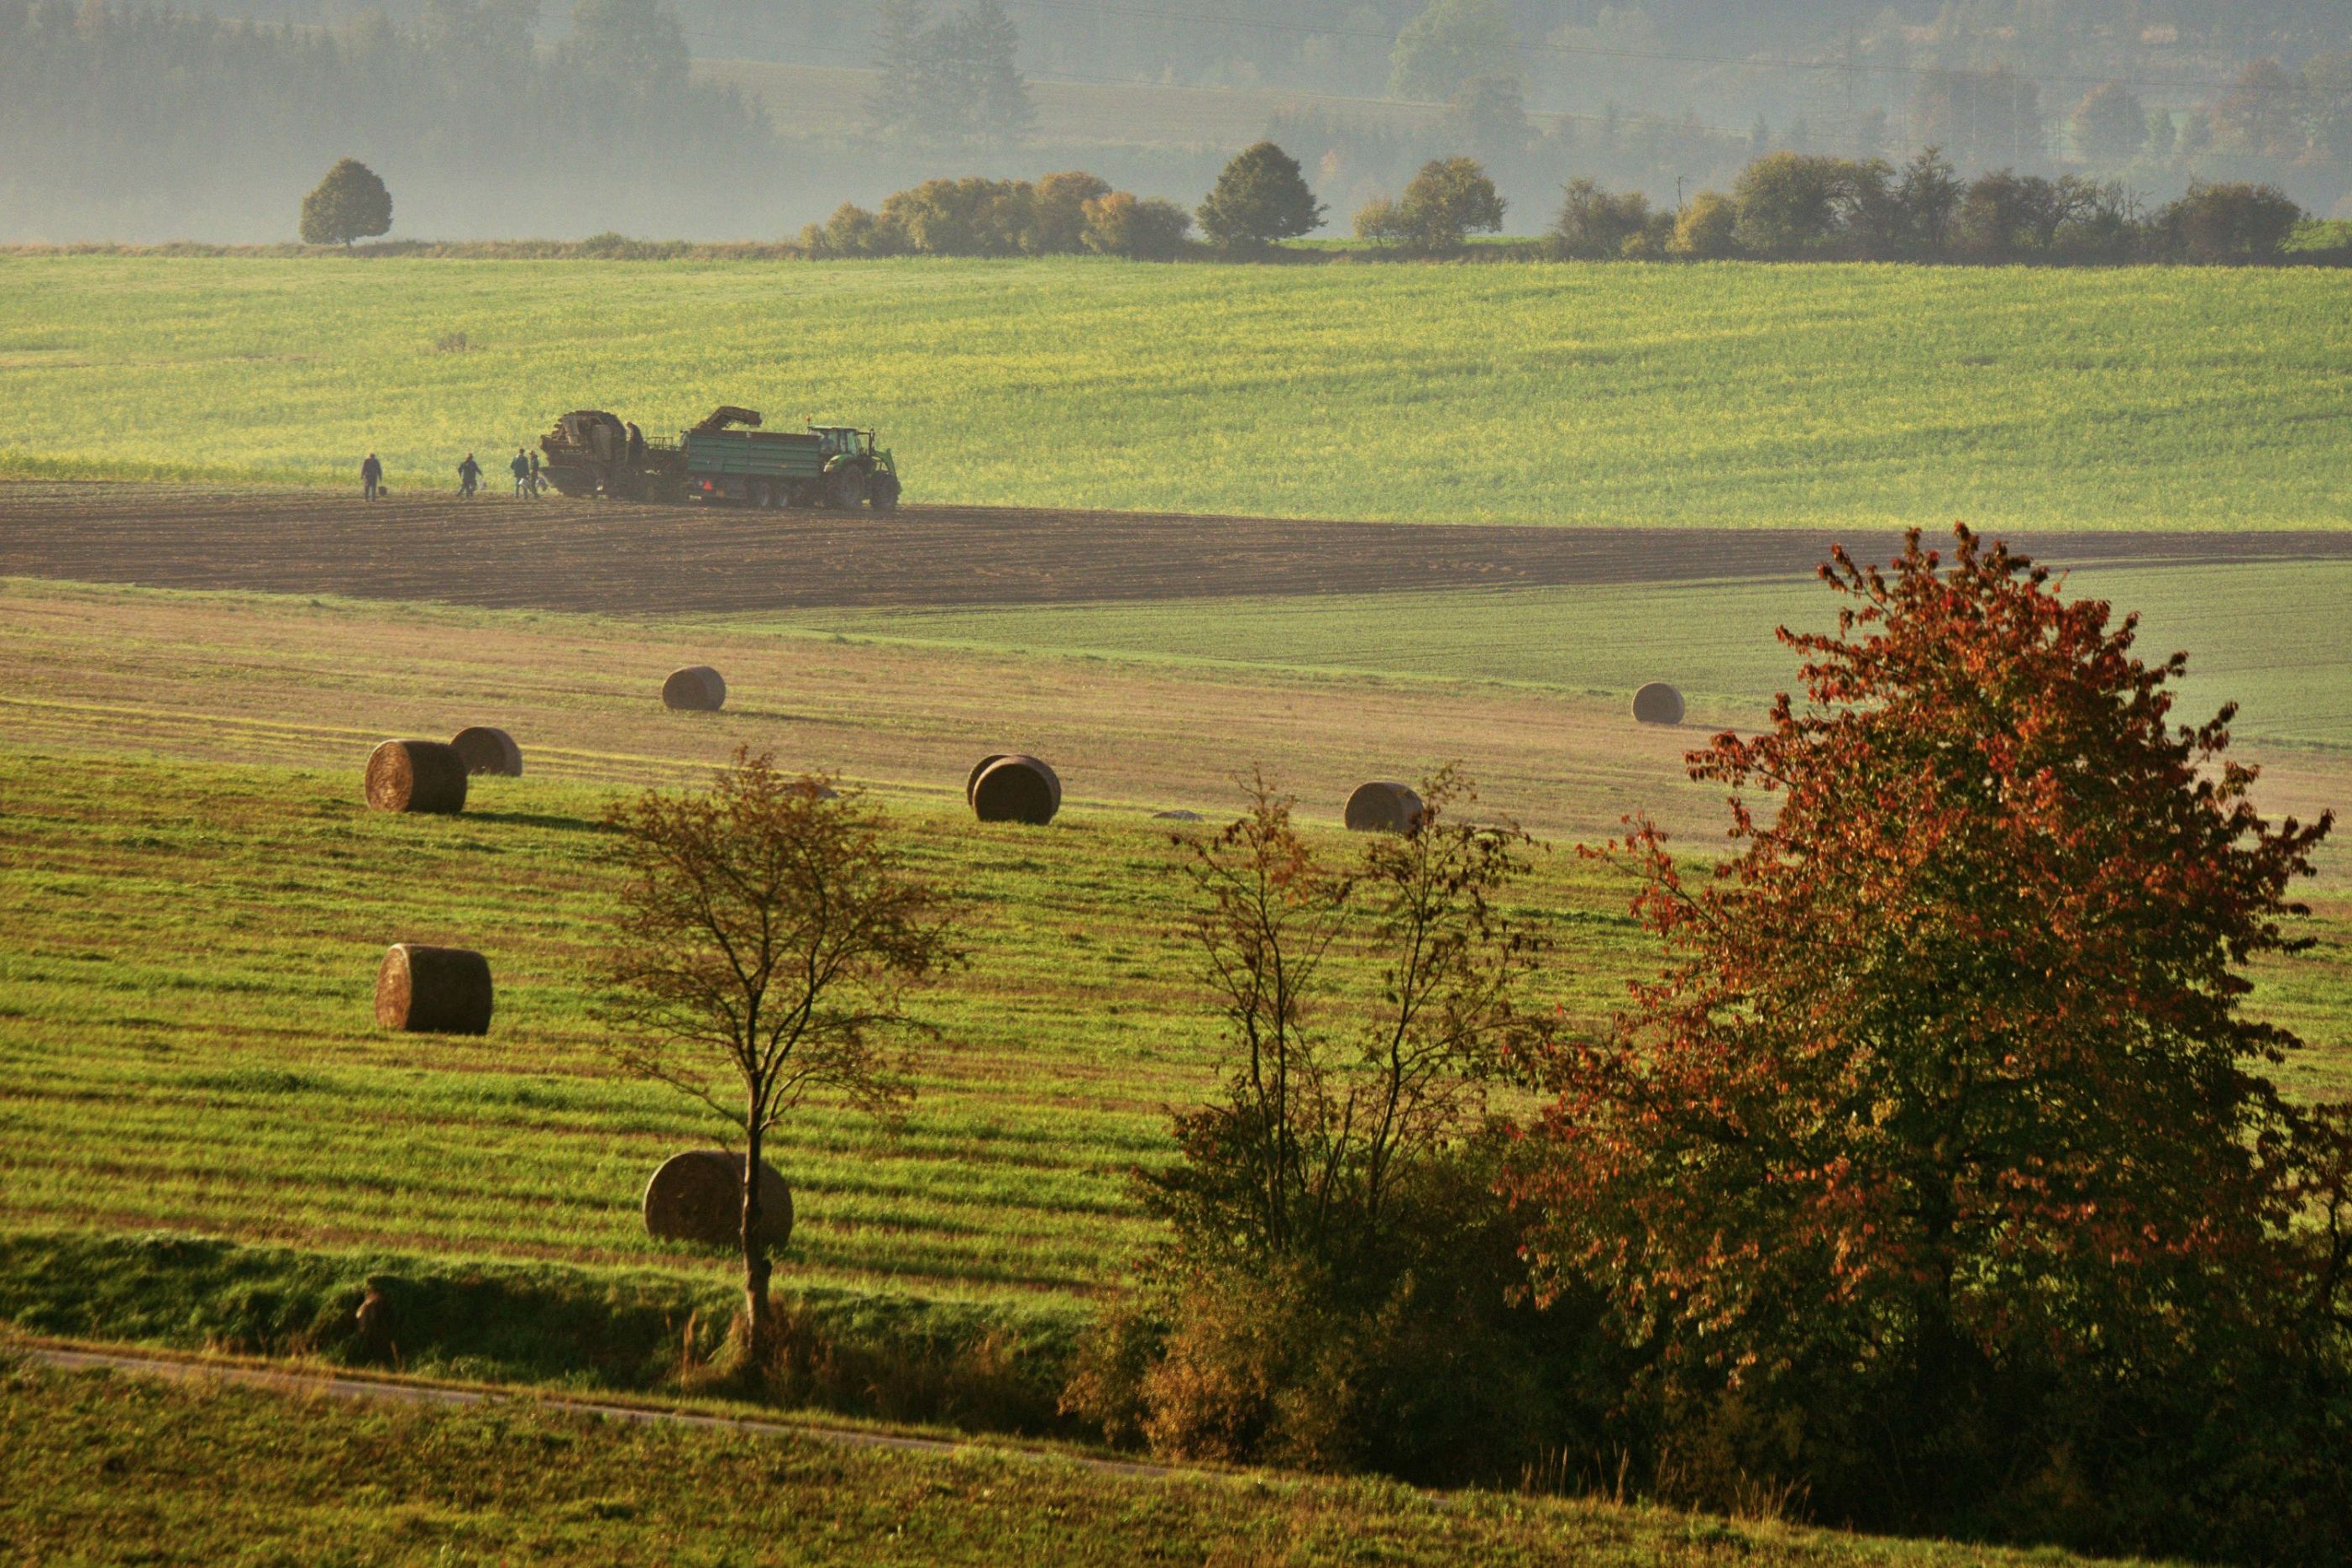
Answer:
1065, 767, 1561, 1476
1155, 763, 1548, 1274
600, 750, 958, 1358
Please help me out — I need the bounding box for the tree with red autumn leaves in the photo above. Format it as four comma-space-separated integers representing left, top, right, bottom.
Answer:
1507, 527, 2347, 1547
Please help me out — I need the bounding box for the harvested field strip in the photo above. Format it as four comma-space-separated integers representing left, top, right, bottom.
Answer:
8, 484, 2352, 616
0, 579, 1745, 843
5, 571, 2346, 863
2, 747, 2346, 1318
3, 259, 2348, 528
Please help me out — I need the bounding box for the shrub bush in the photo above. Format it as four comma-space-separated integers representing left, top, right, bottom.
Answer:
1666, 191, 1739, 258
1551, 178, 1651, 260
1080, 191, 1192, 259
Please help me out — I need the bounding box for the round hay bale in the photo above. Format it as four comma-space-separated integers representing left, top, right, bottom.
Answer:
449, 726, 522, 778
964, 753, 1010, 807
364, 740, 468, 814
972, 754, 1061, 825
642, 1150, 793, 1249
663, 666, 727, 712
1344, 781, 1425, 834
374, 943, 493, 1034
1632, 682, 1687, 726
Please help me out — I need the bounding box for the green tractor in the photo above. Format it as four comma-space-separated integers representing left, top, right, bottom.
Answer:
538, 406, 901, 510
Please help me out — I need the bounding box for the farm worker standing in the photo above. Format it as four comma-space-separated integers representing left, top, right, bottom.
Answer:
457, 452, 481, 498
360, 452, 382, 501
511, 448, 531, 496
624, 421, 646, 465
527, 448, 543, 496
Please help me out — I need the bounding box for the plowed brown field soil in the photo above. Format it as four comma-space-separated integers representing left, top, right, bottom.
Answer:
9, 483, 2349, 614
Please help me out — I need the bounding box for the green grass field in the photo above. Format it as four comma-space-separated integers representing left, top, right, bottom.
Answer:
738, 559, 2352, 751
3, 256, 2347, 527
1, 1361, 2155, 1567
0, 747, 1646, 1310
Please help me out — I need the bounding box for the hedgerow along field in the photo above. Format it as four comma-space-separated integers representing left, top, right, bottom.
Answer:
1, 255, 2347, 529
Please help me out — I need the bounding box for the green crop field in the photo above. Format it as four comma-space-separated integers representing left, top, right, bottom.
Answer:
3, 255, 2347, 528
0, 1361, 2155, 1567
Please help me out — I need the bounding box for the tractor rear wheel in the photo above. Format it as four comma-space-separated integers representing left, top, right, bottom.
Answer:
825, 468, 868, 510
867, 473, 901, 511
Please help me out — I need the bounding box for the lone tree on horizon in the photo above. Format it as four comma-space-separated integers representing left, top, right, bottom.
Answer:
299, 158, 392, 247
1197, 141, 1324, 252
599, 750, 959, 1363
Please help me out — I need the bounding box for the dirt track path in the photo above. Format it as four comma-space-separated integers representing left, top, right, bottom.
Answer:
8, 482, 2346, 617
19, 1343, 1179, 1480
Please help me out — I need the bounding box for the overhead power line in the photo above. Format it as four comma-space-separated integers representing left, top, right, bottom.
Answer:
680, 0, 2352, 103
687, 36, 1764, 139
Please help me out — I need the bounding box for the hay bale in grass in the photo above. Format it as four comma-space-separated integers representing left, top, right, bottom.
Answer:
972, 754, 1061, 825
1344, 781, 1424, 834
449, 726, 522, 777
964, 753, 1009, 806
374, 943, 493, 1034
1632, 682, 1687, 726
642, 1150, 793, 1248
364, 739, 468, 814
663, 665, 727, 712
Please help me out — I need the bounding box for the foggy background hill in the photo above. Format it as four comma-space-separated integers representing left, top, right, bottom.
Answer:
3, 0, 2346, 244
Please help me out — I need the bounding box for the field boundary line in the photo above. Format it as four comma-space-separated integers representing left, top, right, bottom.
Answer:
15, 1340, 1186, 1481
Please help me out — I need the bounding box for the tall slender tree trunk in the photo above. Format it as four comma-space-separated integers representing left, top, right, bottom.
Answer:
742, 1121, 772, 1363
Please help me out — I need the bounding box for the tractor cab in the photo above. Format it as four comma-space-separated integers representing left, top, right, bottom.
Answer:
810, 425, 875, 459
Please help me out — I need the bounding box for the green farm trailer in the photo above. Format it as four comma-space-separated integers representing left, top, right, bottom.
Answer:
538, 405, 900, 510
684, 421, 900, 511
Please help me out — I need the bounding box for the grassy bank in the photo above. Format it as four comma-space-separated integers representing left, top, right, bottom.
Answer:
0, 1357, 2163, 1566
0, 1230, 1079, 1433
3, 256, 2346, 527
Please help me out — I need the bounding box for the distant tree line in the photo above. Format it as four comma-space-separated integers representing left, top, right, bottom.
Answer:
1540, 151, 2315, 265
801, 172, 1191, 259
1285, 1, 2350, 244
795, 143, 2323, 266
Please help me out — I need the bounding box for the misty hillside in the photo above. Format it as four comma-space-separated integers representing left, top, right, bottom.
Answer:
4, 0, 2345, 243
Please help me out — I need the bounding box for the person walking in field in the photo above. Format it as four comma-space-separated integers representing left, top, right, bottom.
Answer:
360, 452, 382, 501
527, 448, 543, 497
511, 448, 531, 497
457, 452, 482, 498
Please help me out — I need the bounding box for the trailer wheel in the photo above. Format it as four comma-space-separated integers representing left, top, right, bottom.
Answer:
750, 480, 773, 509
868, 473, 901, 512
826, 468, 868, 510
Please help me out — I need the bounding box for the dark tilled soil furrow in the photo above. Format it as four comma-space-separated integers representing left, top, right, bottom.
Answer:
5, 481, 2344, 617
